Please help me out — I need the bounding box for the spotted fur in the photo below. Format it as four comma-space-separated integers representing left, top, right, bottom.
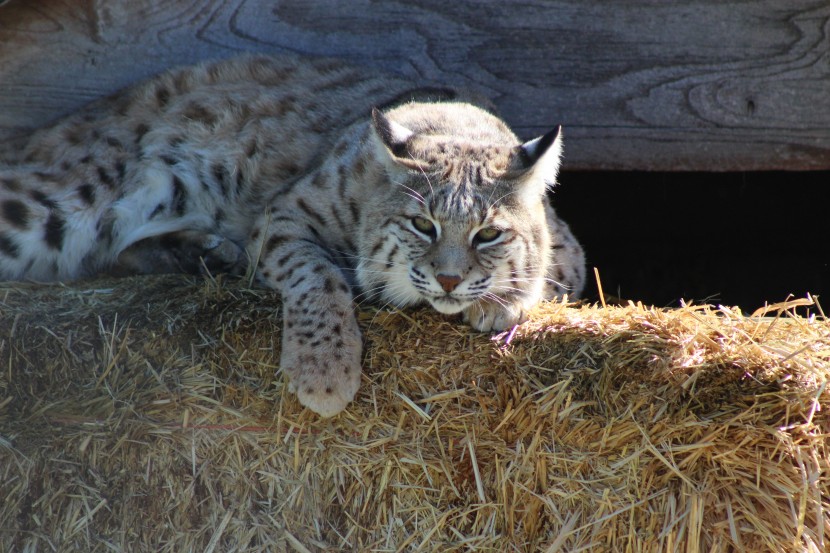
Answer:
0, 54, 585, 416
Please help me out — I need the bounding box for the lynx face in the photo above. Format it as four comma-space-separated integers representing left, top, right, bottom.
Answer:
356, 104, 561, 327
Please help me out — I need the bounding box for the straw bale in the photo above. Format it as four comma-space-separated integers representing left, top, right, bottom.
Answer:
0, 274, 828, 552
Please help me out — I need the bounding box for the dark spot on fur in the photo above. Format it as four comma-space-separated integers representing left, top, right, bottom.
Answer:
65, 128, 83, 145
44, 212, 66, 250
2, 200, 30, 229
275, 252, 293, 267
77, 184, 96, 205
183, 102, 218, 125
368, 238, 385, 258
0, 233, 20, 258
264, 234, 293, 255
105, 136, 123, 149
348, 199, 360, 221
30, 190, 57, 209
323, 277, 335, 293
279, 161, 300, 176
172, 176, 187, 215
134, 123, 150, 144
311, 173, 326, 188
149, 203, 165, 219
212, 163, 230, 196
246, 139, 259, 158
156, 87, 171, 108
1, 178, 21, 192
161, 155, 177, 166
306, 224, 321, 240
33, 171, 56, 182
353, 158, 365, 176
297, 198, 326, 226
97, 166, 115, 188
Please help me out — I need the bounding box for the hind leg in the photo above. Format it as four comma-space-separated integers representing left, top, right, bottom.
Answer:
112, 230, 247, 277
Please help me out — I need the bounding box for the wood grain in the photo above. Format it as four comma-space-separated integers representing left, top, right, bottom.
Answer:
1, 0, 828, 170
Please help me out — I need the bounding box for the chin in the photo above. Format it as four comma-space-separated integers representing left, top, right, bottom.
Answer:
428, 298, 468, 315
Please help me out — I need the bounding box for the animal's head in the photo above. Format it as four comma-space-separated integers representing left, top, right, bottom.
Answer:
356, 102, 561, 319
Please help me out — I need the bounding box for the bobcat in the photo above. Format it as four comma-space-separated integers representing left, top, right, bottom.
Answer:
0, 54, 585, 416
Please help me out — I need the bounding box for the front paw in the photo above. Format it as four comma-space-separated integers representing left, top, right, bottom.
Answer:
462, 300, 526, 332
281, 320, 362, 417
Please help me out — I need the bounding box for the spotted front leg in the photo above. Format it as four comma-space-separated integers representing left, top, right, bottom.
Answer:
255, 237, 362, 417
280, 279, 362, 417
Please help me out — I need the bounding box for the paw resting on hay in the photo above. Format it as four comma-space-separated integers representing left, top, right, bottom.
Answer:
1, 274, 828, 551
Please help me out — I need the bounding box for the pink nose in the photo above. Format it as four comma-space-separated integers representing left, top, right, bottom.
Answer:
436, 274, 463, 293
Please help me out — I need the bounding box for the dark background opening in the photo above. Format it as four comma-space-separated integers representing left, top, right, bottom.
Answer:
552, 171, 829, 312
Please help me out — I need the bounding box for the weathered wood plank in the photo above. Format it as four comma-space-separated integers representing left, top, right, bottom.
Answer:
1, 0, 828, 170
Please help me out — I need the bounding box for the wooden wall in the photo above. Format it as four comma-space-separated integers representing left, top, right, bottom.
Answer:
1, 0, 828, 171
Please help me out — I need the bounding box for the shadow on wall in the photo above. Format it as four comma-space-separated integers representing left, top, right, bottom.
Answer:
552, 171, 829, 312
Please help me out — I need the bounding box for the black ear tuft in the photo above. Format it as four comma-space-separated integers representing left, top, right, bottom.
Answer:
517, 125, 562, 170
371, 107, 411, 158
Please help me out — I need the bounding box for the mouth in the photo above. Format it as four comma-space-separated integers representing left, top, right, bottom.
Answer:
427, 295, 468, 315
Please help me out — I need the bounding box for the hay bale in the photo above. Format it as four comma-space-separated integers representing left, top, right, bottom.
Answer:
0, 275, 827, 551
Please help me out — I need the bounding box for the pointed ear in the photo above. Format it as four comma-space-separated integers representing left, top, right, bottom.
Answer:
517, 125, 563, 176
507, 126, 562, 203
370, 108, 429, 172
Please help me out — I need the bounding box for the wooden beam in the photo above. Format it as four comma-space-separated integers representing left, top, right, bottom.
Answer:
1, 0, 828, 170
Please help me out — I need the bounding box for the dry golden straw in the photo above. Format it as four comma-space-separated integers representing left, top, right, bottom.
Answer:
0, 275, 828, 552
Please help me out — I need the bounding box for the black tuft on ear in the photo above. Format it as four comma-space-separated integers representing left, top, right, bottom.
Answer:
517, 125, 562, 170
371, 107, 412, 158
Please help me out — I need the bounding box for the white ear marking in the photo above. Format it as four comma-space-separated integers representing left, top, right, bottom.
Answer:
370, 108, 429, 172
371, 108, 413, 156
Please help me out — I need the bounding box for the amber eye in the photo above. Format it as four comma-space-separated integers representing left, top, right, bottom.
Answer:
411, 216, 436, 237
475, 227, 502, 244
